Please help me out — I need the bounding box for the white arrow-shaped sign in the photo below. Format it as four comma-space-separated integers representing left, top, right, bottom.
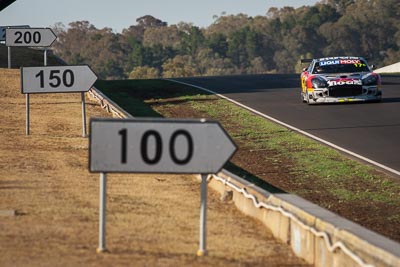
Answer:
6, 27, 57, 47
89, 118, 237, 174
21, 65, 98, 94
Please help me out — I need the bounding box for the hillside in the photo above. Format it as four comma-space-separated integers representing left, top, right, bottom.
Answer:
51, 0, 400, 79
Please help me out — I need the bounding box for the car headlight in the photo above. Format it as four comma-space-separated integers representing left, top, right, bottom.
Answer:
362, 74, 378, 86
311, 78, 327, 89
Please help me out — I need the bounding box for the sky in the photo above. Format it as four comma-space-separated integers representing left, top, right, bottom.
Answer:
0, 0, 320, 32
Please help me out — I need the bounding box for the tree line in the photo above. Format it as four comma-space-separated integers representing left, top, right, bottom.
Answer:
52, 0, 400, 79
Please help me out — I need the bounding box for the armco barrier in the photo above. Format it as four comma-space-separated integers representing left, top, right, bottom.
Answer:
210, 170, 400, 267
87, 86, 400, 267
87, 87, 133, 119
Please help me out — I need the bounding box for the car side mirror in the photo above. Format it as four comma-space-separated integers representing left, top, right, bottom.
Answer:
370, 64, 376, 70
302, 67, 307, 72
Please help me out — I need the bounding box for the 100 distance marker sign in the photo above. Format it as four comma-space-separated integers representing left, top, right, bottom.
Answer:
89, 118, 237, 174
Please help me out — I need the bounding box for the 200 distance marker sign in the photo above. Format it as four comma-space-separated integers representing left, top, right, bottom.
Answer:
6, 28, 56, 47
89, 118, 237, 174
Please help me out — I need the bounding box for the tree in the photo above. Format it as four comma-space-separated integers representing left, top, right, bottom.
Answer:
195, 48, 238, 75
53, 1, 400, 78
206, 33, 228, 57
162, 55, 198, 78
136, 15, 167, 28
320, 0, 356, 14
143, 25, 181, 49
206, 14, 251, 36
129, 66, 160, 79
53, 21, 126, 79
179, 26, 205, 56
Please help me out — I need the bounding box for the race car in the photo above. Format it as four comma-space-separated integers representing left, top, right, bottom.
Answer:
300, 56, 382, 104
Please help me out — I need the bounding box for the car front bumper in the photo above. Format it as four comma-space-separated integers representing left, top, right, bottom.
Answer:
306, 86, 382, 104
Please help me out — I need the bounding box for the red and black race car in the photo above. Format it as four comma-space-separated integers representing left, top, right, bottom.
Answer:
300, 56, 382, 104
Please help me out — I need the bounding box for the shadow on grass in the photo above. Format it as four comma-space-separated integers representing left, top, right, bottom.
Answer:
95, 79, 211, 98
95, 79, 214, 117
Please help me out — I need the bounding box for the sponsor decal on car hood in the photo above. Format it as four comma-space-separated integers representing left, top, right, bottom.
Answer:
327, 78, 362, 86
314, 73, 371, 87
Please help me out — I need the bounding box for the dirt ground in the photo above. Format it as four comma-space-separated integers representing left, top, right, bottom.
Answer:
0, 68, 310, 266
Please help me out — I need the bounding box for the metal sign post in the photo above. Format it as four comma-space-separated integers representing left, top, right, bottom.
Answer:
8, 46, 11, 69
26, 94, 30, 135
20, 65, 97, 136
81, 92, 87, 137
198, 174, 208, 256
97, 172, 108, 253
44, 48, 47, 66
89, 118, 237, 255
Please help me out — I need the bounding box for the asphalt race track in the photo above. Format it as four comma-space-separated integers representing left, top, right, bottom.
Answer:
176, 74, 400, 176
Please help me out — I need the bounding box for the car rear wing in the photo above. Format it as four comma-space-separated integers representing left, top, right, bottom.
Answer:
300, 58, 313, 64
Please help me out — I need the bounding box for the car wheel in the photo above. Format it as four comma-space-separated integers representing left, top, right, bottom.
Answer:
301, 92, 307, 103
305, 92, 315, 105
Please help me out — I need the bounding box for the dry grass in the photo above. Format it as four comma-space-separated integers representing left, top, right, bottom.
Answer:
0, 68, 309, 266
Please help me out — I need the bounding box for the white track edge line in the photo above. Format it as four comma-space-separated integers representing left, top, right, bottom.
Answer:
166, 78, 400, 177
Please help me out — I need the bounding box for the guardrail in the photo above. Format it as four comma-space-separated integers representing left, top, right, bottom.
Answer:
87, 87, 133, 119
87, 86, 400, 267
210, 170, 400, 267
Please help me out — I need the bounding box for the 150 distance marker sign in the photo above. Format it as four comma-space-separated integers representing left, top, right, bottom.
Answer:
21, 65, 97, 94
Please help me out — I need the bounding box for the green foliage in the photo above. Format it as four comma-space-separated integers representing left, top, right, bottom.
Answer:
162, 55, 197, 78
129, 66, 160, 79
179, 26, 205, 56
53, 1, 400, 79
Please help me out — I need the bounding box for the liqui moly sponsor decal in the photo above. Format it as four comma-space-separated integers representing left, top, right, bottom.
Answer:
327, 79, 362, 86
320, 60, 339, 66
320, 59, 361, 66
340, 59, 361, 64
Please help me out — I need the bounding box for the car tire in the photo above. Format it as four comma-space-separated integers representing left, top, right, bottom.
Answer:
301, 92, 307, 103
306, 92, 316, 105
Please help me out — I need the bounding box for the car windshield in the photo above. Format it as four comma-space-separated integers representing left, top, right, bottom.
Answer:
312, 59, 370, 74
